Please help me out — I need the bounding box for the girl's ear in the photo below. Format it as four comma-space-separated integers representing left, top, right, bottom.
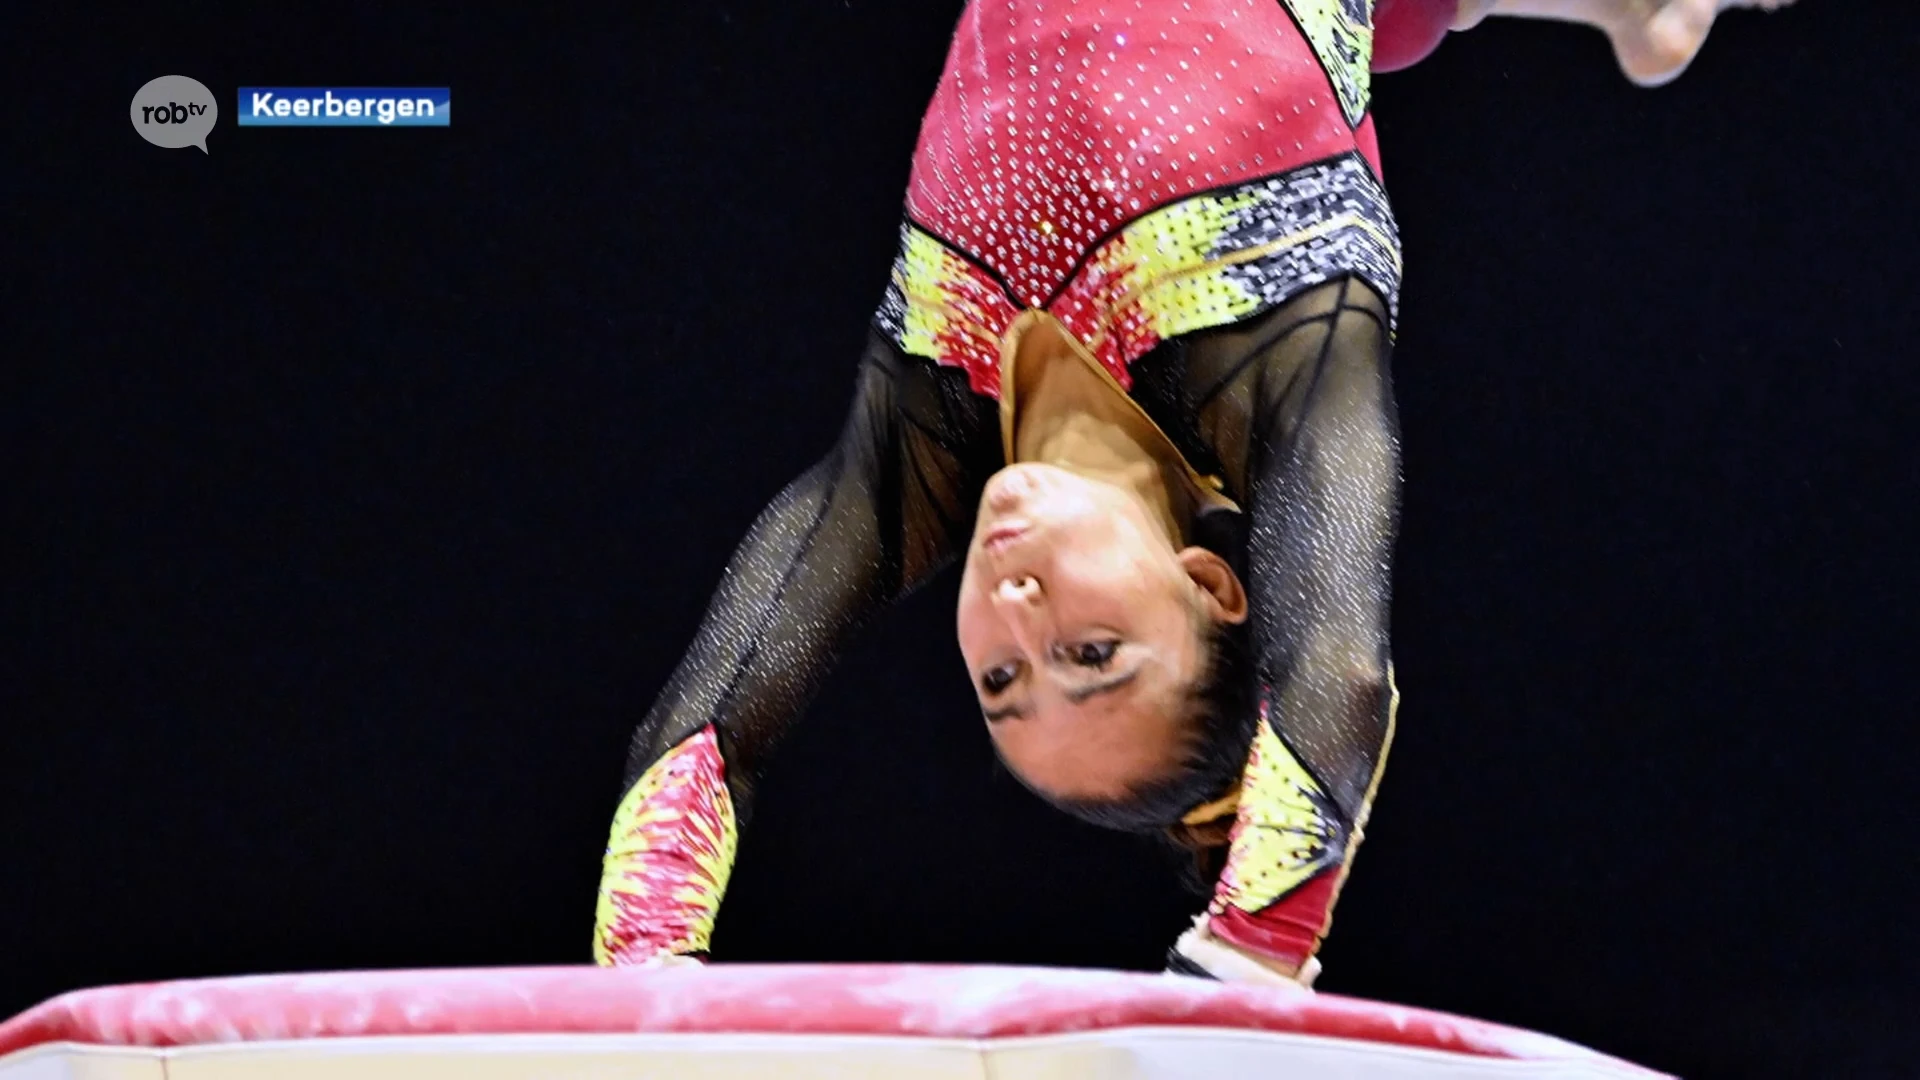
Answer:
1178, 547, 1249, 625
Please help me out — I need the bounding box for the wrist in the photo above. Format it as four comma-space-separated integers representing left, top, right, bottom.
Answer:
1171, 915, 1319, 990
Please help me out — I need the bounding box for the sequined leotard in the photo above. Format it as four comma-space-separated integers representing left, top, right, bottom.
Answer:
596, 0, 1447, 975
877, 0, 1403, 396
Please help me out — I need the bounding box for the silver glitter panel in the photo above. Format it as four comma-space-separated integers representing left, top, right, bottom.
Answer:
1209, 153, 1401, 329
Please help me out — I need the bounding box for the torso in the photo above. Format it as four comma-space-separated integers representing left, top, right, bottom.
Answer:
876, 0, 1403, 399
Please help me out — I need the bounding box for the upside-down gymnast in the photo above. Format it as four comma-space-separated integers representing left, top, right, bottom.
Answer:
594, 0, 1789, 987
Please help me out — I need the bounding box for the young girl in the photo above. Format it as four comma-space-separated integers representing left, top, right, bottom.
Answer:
594, 0, 1790, 988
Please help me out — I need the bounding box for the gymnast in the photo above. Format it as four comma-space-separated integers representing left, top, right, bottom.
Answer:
593, 0, 1790, 987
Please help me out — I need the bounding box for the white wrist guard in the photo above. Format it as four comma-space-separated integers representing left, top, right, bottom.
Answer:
1166, 915, 1320, 991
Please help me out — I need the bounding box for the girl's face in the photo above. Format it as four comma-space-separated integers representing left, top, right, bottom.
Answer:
955, 462, 1243, 801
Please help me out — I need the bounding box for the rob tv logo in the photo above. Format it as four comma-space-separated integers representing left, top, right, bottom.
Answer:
130, 75, 218, 153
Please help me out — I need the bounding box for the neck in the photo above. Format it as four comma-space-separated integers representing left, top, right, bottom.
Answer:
1012, 349, 1190, 544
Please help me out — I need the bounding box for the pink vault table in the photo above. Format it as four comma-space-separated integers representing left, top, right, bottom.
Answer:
0, 964, 1667, 1079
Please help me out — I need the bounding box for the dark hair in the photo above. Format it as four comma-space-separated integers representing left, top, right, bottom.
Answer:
1041, 612, 1259, 889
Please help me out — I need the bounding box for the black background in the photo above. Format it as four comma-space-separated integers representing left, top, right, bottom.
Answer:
13, 3, 1917, 1077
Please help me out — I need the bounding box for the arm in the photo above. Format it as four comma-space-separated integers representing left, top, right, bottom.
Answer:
1166, 277, 1401, 985
594, 331, 997, 965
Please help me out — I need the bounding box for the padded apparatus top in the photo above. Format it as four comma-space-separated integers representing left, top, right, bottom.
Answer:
0, 964, 1664, 1078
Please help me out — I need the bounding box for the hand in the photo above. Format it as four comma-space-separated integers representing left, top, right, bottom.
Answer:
603, 947, 707, 970
629, 951, 705, 970
644, 953, 706, 970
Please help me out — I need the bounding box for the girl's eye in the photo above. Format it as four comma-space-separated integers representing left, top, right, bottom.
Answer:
981, 664, 1018, 694
1066, 640, 1120, 669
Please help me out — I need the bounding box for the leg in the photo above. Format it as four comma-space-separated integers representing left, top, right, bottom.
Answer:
1458, 0, 1796, 87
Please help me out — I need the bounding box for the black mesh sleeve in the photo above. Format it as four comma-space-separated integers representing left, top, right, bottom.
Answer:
1169, 276, 1401, 826
620, 329, 1001, 823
